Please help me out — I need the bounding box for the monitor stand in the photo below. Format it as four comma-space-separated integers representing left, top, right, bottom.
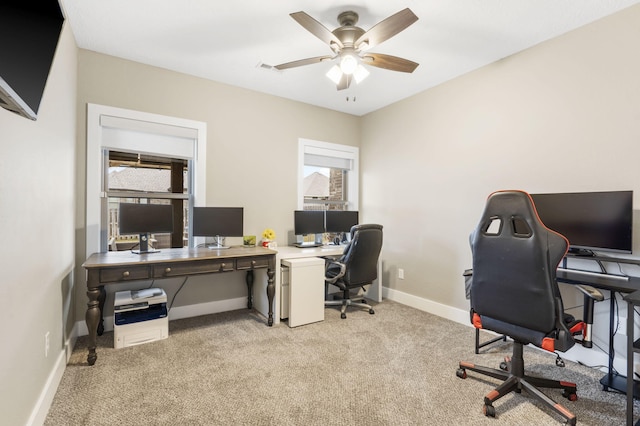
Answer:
132, 233, 160, 254
294, 233, 322, 248
568, 247, 595, 257
207, 235, 229, 250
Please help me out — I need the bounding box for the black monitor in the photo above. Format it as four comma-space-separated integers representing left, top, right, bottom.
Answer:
325, 211, 359, 233
294, 210, 325, 236
192, 207, 243, 249
530, 190, 633, 255
119, 203, 174, 254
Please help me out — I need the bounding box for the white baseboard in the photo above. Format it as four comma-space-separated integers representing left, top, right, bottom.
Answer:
382, 286, 470, 326
27, 349, 66, 426
73, 297, 249, 337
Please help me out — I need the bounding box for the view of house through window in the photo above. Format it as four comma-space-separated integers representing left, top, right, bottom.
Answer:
303, 165, 347, 212
106, 150, 190, 251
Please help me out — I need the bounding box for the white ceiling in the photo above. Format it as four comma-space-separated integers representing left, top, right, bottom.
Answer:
59, 0, 639, 116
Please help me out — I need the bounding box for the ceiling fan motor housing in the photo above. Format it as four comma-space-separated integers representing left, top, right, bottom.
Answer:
333, 11, 365, 48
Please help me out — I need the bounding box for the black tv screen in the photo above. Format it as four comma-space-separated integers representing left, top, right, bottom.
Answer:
294, 210, 325, 235
192, 207, 244, 237
0, 1, 64, 120
530, 191, 633, 254
325, 211, 359, 233
119, 203, 174, 235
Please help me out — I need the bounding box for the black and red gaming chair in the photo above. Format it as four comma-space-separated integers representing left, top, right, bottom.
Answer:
457, 190, 593, 425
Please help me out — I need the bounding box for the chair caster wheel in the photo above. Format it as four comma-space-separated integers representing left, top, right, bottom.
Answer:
341, 313, 346, 319
562, 390, 578, 401
483, 404, 496, 417
456, 368, 467, 379
499, 361, 508, 371
369, 308, 375, 314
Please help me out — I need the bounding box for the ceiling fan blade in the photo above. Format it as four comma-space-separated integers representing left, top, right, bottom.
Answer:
290, 11, 344, 50
355, 8, 418, 50
362, 53, 419, 73
336, 73, 351, 91
274, 55, 333, 70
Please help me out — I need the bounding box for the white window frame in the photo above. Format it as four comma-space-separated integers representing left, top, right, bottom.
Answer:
298, 138, 359, 211
86, 103, 207, 255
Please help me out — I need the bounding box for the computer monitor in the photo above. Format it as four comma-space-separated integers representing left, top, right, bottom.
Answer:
325, 211, 359, 233
325, 210, 359, 244
294, 210, 325, 235
531, 190, 633, 255
119, 203, 174, 254
192, 207, 243, 249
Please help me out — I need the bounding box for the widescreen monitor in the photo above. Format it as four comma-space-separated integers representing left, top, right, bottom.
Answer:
294, 210, 325, 236
119, 203, 174, 254
325, 210, 359, 233
530, 190, 633, 255
192, 207, 243, 249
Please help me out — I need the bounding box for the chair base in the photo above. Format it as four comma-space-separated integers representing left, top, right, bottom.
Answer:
325, 297, 374, 319
457, 342, 577, 425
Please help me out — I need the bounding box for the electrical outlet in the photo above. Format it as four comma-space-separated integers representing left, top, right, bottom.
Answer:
398, 268, 404, 280
45, 332, 50, 357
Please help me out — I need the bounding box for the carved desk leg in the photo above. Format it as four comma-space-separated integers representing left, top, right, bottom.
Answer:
266, 267, 275, 326
85, 284, 101, 366
245, 270, 254, 309
97, 286, 106, 336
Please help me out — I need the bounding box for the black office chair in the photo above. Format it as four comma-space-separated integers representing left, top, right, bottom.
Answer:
456, 190, 600, 425
325, 224, 383, 319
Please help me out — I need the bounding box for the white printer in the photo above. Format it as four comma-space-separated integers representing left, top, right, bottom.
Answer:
113, 288, 168, 349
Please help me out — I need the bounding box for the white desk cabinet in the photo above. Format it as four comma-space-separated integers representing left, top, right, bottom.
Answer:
282, 257, 325, 327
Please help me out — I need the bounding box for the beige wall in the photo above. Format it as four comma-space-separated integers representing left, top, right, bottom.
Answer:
361, 5, 640, 311
4, 4, 640, 423
0, 24, 77, 425
74, 50, 361, 320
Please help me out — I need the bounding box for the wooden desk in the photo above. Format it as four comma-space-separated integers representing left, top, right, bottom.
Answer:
82, 246, 277, 365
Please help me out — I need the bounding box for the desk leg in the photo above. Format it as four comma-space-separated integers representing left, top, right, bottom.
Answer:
627, 301, 634, 426
97, 286, 106, 336
85, 285, 101, 366
245, 270, 254, 309
267, 268, 275, 326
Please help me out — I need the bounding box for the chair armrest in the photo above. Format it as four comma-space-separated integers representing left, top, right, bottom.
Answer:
574, 284, 604, 302
325, 261, 346, 284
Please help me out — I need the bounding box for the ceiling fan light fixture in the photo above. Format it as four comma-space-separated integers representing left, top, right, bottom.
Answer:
340, 54, 358, 75
353, 64, 369, 84
326, 65, 343, 85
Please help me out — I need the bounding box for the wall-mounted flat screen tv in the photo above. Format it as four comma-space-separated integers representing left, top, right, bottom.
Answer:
530, 190, 633, 255
0, 1, 64, 120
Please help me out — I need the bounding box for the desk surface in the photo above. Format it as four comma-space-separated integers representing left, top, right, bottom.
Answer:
84, 246, 277, 269
275, 244, 346, 259
556, 268, 640, 293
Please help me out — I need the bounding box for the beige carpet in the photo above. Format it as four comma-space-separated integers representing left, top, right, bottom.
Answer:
45, 301, 635, 425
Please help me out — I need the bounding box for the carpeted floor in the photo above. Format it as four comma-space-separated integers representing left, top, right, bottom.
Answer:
45, 300, 635, 425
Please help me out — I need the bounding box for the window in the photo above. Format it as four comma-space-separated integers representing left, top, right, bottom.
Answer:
298, 139, 358, 212
86, 104, 206, 255
106, 151, 191, 251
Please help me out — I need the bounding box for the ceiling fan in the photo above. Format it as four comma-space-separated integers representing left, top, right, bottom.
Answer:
275, 8, 419, 91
